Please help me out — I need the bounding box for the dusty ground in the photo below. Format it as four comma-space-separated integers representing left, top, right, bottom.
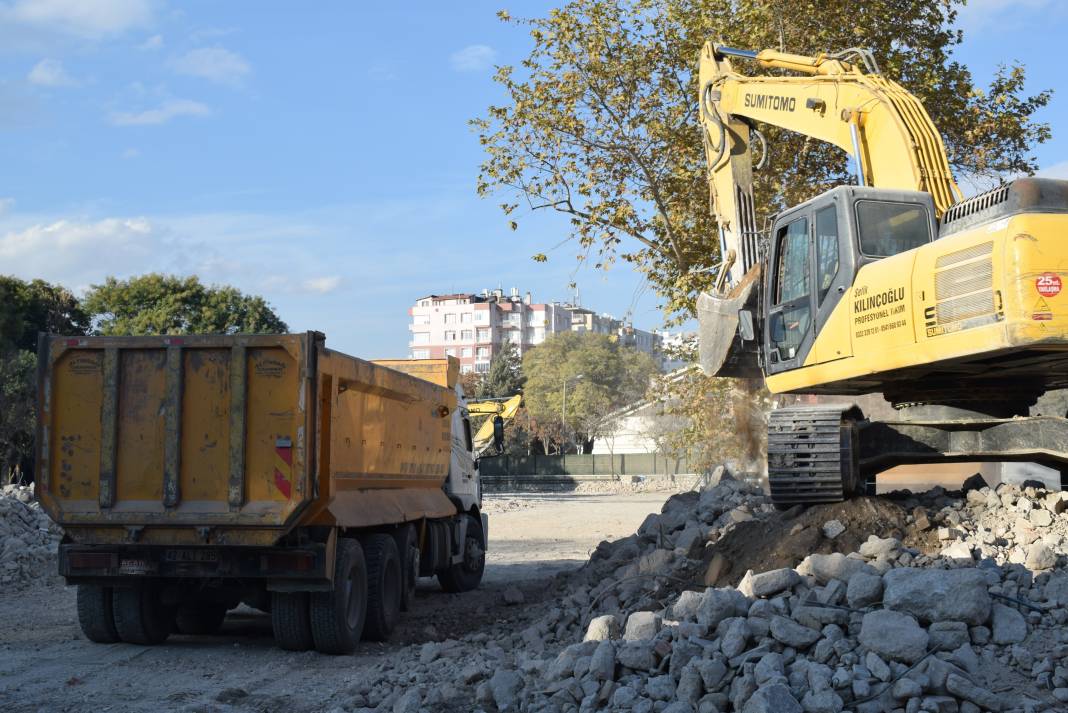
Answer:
0, 491, 673, 713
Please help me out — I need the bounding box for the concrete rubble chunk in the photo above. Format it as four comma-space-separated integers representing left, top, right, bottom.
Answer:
1025, 541, 1056, 570
584, 614, 620, 642
858, 610, 928, 663
846, 571, 883, 609
697, 587, 748, 629
882, 568, 992, 625
945, 672, 1005, 711
796, 552, 876, 585
588, 639, 615, 681
859, 535, 901, 559
769, 615, 821, 649
623, 610, 662, 641
741, 683, 803, 713
990, 603, 1028, 645
617, 641, 658, 671
489, 670, 523, 711
822, 520, 845, 539
669, 590, 705, 622
747, 567, 802, 598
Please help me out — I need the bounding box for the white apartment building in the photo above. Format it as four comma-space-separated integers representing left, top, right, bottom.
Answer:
408, 287, 667, 373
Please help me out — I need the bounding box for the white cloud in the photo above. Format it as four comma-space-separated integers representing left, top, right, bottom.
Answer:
449, 44, 497, 72
2, 0, 154, 39
136, 32, 161, 50
27, 57, 75, 86
0, 197, 13, 215
109, 98, 210, 126
302, 276, 341, 294
169, 47, 250, 86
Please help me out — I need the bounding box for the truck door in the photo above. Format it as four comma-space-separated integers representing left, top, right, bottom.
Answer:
766, 214, 813, 373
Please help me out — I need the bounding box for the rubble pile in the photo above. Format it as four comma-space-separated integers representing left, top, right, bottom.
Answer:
0, 484, 62, 588
461, 472, 1068, 713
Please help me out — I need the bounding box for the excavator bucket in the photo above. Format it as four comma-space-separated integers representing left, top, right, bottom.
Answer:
697, 266, 763, 379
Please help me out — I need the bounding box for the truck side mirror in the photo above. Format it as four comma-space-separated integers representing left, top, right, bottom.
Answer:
492, 416, 505, 453
738, 310, 755, 341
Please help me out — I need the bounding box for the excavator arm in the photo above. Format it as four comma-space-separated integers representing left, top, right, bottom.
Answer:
697, 42, 961, 376
467, 394, 523, 456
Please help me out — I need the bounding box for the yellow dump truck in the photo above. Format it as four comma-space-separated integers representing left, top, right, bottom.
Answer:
35, 332, 488, 654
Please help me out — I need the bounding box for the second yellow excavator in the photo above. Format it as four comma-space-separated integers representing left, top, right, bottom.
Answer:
697, 43, 1068, 505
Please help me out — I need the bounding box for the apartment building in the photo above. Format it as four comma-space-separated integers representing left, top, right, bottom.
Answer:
408, 287, 667, 373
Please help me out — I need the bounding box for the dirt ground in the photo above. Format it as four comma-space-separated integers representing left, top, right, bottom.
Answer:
0, 491, 673, 713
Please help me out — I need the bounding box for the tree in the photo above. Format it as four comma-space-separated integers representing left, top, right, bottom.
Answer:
0, 350, 36, 482
0, 276, 89, 351
82, 274, 288, 336
477, 342, 525, 398
522, 331, 658, 452
475, 0, 1052, 318
0, 276, 89, 482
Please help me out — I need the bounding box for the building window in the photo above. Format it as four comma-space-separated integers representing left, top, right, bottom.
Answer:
477, 328, 491, 342
444, 313, 456, 324
445, 348, 456, 357
460, 364, 474, 374
461, 313, 472, 324
509, 332, 522, 344
475, 362, 490, 373
475, 311, 488, 323
411, 349, 430, 359
412, 332, 429, 344
413, 313, 430, 325
508, 313, 521, 326
461, 329, 473, 341
444, 331, 457, 341
462, 347, 472, 358
476, 346, 490, 359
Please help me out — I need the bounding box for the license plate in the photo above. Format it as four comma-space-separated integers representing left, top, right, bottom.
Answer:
119, 559, 157, 575
164, 549, 219, 563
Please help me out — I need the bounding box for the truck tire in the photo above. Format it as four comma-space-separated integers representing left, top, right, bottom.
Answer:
271, 592, 314, 651
112, 584, 173, 645
175, 602, 228, 635
392, 524, 418, 612
310, 538, 367, 654
76, 584, 120, 643
361, 533, 401, 641
438, 514, 485, 594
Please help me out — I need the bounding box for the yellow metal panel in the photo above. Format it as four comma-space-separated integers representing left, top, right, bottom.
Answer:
372, 358, 459, 389
179, 349, 231, 503
49, 350, 104, 508
245, 347, 302, 508
115, 349, 166, 505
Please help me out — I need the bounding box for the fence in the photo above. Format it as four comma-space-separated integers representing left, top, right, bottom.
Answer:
478, 452, 697, 478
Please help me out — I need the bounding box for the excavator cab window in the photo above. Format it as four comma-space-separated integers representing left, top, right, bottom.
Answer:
769, 216, 811, 363
856, 201, 932, 257
815, 205, 840, 303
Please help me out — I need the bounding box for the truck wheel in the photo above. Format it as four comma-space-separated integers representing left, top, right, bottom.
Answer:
361, 533, 401, 641
310, 538, 367, 654
271, 592, 314, 651
175, 602, 228, 635
112, 584, 174, 645
76, 584, 120, 643
393, 524, 418, 612
438, 515, 485, 594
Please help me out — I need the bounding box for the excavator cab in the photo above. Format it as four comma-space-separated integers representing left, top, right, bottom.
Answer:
763, 186, 937, 375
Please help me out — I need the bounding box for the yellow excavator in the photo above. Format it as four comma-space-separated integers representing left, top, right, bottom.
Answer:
697, 43, 1068, 505
467, 394, 523, 457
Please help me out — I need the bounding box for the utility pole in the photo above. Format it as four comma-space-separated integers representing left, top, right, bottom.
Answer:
561, 374, 584, 454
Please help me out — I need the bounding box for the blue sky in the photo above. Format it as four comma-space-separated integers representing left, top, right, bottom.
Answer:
0, 0, 1065, 357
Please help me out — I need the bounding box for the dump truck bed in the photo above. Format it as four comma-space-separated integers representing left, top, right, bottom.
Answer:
37, 333, 459, 546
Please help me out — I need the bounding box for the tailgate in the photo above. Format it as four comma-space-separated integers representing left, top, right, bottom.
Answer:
36, 332, 319, 537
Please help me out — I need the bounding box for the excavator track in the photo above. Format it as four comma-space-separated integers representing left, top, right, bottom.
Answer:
767, 405, 862, 506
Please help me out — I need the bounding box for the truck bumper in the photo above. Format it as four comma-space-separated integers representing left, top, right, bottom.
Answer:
59, 542, 332, 589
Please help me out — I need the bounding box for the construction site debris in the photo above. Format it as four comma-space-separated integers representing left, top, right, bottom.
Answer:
0, 484, 61, 589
